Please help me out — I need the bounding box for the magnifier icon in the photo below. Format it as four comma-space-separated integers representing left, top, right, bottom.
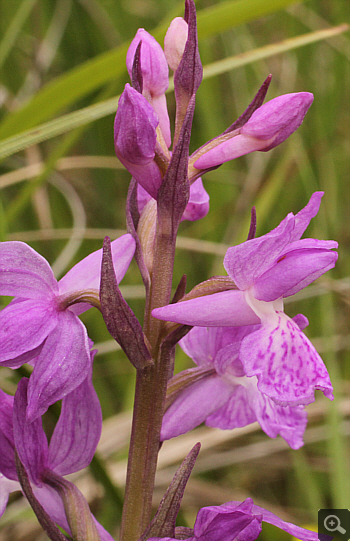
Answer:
324, 514, 346, 534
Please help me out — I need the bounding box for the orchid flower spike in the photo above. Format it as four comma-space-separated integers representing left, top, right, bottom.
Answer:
0, 357, 114, 541
193, 92, 314, 171
153, 192, 337, 407
0, 235, 135, 420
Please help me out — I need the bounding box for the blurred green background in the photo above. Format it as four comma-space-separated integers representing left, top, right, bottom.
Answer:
0, 0, 349, 539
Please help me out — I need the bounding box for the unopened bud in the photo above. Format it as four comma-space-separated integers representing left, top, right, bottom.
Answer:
194, 92, 314, 170
114, 84, 162, 198
164, 17, 188, 71
126, 29, 171, 147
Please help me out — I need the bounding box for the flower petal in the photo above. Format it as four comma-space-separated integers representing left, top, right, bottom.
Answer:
48, 352, 102, 476
205, 385, 256, 430
246, 380, 307, 449
0, 299, 58, 367
0, 475, 20, 517
240, 92, 314, 149
152, 290, 260, 327
194, 499, 262, 541
194, 133, 270, 169
290, 191, 323, 242
253, 247, 338, 301
13, 379, 49, 486
126, 29, 169, 96
223, 214, 295, 290
240, 304, 333, 406
181, 177, 209, 221
151, 93, 171, 148
58, 234, 135, 296
0, 241, 58, 299
180, 326, 247, 368
161, 374, 232, 440
0, 390, 17, 480
251, 503, 319, 540
26, 311, 91, 421
33, 484, 71, 535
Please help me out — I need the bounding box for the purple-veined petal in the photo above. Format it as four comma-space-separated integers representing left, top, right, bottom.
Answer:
58, 234, 135, 297
205, 385, 256, 430
240, 297, 333, 406
181, 177, 209, 221
253, 248, 338, 301
26, 311, 91, 421
244, 380, 307, 449
194, 498, 262, 541
0, 389, 14, 442
0, 432, 17, 481
152, 290, 260, 327
280, 237, 338, 255
13, 379, 49, 486
0, 241, 58, 299
161, 374, 232, 441
0, 299, 58, 367
223, 214, 295, 290
33, 483, 71, 535
289, 191, 323, 242
251, 503, 319, 540
180, 326, 248, 368
0, 475, 20, 517
48, 352, 102, 476
0, 390, 17, 480
213, 327, 259, 377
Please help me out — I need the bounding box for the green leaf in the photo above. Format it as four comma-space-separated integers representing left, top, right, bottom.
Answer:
0, 0, 38, 71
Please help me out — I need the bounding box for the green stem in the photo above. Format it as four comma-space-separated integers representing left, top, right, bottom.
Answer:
120, 215, 177, 541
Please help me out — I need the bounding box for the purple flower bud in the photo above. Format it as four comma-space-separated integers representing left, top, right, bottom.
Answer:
126, 29, 169, 97
164, 17, 188, 71
194, 92, 313, 170
241, 92, 314, 149
114, 84, 158, 166
126, 30, 171, 147
114, 84, 162, 197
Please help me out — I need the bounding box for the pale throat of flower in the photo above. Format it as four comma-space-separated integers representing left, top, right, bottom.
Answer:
244, 287, 284, 325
